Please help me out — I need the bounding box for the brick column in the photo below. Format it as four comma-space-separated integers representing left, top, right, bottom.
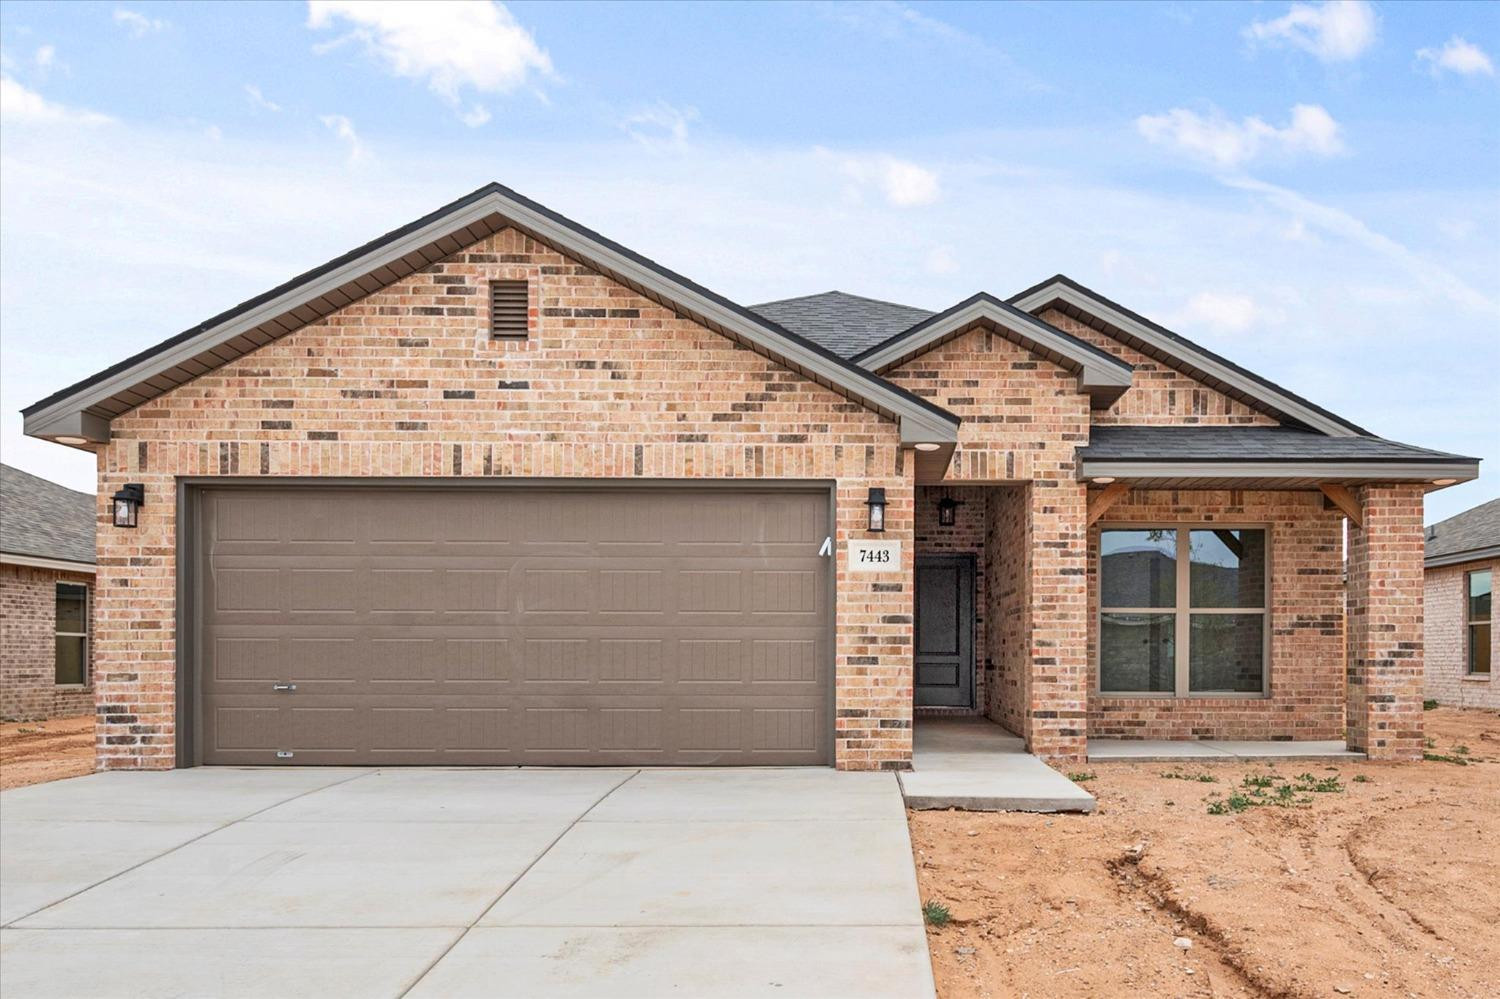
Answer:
1026, 481, 1089, 763
1346, 483, 1425, 761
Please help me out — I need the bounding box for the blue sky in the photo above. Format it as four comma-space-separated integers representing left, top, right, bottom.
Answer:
1, 0, 1496, 520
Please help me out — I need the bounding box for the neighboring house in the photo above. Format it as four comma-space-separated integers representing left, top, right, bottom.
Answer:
1423, 498, 1497, 709
0, 464, 96, 720
20, 183, 1480, 771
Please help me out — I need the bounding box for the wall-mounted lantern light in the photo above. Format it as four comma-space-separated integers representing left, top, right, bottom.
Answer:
936, 495, 964, 527
865, 487, 887, 533
111, 483, 144, 529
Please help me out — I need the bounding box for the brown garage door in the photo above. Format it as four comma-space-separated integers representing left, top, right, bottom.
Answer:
194, 486, 832, 766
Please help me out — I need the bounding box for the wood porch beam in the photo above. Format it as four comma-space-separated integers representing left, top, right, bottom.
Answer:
1086, 481, 1132, 527
1319, 483, 1363, 528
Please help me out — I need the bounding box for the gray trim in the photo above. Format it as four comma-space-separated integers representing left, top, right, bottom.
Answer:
1426, 545, 1500, 570
1080, 459, 1479, 483
174, 475, 841, 769
25, 185, 959, 449
854, 295, 1133, 407
1011, 280, 1362, 437
0, 552, 97, 574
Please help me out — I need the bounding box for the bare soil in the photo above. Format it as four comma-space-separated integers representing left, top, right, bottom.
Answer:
0, 715, 94, 790
910, 708, 1500, 999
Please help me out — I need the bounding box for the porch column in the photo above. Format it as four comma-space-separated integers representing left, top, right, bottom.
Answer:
1027, 481, 1089, 763
1345, 483, 1426, 761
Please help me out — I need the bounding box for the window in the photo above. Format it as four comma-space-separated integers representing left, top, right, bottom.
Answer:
489, 279, 528, 338
1099, 527, 1268, 696
55, 583, 88, 686
1468, 569, 1491, 676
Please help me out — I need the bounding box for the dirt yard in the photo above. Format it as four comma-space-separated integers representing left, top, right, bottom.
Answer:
911, 708, 1500, 999
0, 715, 94, 790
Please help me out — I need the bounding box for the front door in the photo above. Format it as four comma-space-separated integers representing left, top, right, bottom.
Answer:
914, 554, 975, 708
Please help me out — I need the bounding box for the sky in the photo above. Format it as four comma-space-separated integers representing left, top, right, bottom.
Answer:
1, 0, 1496, 522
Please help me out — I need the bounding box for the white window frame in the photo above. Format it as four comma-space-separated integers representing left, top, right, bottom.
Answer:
54, 582, 90, 687
1096, 523, 1271, 699
1467, 568, 1491, 677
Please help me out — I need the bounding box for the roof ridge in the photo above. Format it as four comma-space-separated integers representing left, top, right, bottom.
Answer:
0, 462, 92, 500
1429, 496, 1500, 531
749, 289, 933, 313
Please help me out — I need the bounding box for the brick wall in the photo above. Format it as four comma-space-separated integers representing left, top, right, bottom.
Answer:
1, 563, 95, 721
1087, 488, 1345, 741
94, 226, 914, 771
1346, 484, 1426, 761
1423, 559, 1498, 709
985, 485, 1029, 735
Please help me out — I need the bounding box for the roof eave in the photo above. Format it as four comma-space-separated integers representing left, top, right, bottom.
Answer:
1425, 545, 1500, 569
1078, 457, 1481, 484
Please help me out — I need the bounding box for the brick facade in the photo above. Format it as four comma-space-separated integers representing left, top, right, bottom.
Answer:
1423, 559, 1498, 709
1, 563, 95, 720
1346, 484, 1426, 761
1087, 489, 1345, 740
94, 227, 914, 771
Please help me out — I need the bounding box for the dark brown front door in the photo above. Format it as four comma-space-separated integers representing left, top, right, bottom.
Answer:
194, 486, 831, 766
914, 554, 974, 708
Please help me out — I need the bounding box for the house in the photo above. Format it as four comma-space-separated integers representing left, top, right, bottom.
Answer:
19, 182, 1480, 771
1, 464, 96, 720
1423, 498, 1497, 708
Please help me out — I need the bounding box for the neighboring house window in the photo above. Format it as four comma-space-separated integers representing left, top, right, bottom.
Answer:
1469, 569, 1492, 675
1098, 528, 1268, 696
489, 279, 528, 338
55, 583, 89, 686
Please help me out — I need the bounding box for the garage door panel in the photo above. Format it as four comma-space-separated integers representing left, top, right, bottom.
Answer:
197, 487, 830, 766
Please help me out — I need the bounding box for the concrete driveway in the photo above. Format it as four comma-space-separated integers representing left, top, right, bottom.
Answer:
0, 767, 934, 998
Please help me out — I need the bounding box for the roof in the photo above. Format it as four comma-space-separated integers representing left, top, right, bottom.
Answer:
0, 464, 96, 567
1078, 426, 1480, 490
23, 182, 959, 452
1007, 275, 1370, 438
749, 291, 934, 358
1425, 497, 1500, 568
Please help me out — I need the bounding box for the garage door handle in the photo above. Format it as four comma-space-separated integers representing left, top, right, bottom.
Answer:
818, 536, 832, 557
272, 683, 297, 692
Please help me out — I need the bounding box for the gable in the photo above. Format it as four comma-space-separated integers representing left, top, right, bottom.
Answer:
24, 182, 956, 452
113, 228, 891, 451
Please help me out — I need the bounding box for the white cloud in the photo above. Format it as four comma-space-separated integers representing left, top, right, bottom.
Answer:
0, 76, 111, 125
837, 154, 941, 207
621, 101, 698, 150
319, 113, 368, 164
34, 45, 56, 70
925, 245, 959, 275
1137, 104, 1344, 168
244, 84, 282, 113
458, 104, 491, 128
1172, 291, 1262, 333
1245, 1, 1377, 63
306, 0, 552, 115
113, 8, 167, 38
1417, 37, 1495, 78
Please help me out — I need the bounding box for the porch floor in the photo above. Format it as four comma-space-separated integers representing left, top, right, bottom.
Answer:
898, 718, 1096, 814
1088, 739, 1362, 762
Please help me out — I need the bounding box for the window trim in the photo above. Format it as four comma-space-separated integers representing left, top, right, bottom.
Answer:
1466, 568, 1491, 677
54, 581, 90, 688
1095, 522, 1272, 699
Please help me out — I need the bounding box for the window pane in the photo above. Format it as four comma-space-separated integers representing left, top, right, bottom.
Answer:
56, 584, 87, 633
55, 636, 86, 685
1471, 624, 1491, 674
1100, 613, 1175, 692
1189, 529, 1266, 608
1100, 530, 1176, 608
1189, 614, 1265, 693
1469, 570, 1491, 621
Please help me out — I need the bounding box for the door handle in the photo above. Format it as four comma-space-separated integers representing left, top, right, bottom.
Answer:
818, 536, 832, 557
272, 683, 297, 692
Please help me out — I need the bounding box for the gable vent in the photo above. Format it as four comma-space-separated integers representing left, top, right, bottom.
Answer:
490, 280, 529, 338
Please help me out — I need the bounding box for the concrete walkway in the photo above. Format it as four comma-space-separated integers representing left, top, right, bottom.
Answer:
1089, 739, 1363, 762
1, 768, 935, 999
898, 718, 1096, 813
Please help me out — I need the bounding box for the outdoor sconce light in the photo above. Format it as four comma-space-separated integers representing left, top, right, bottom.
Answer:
111, 483, 144, 528
866, 487, 887, 533
936, 495, 964, 527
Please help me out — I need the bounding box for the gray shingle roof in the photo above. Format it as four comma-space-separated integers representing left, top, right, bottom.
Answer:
1079, 426, 1476, 463
0, 464, 97, 565
750, 291, 934, 358
1425, 497, 1500, 565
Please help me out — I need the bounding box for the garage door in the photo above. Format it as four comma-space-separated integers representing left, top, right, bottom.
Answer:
194, 487, 832, 766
